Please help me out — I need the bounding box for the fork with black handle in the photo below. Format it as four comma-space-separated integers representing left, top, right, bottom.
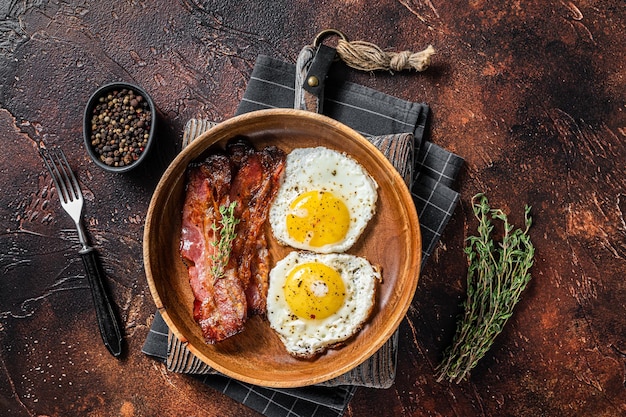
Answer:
40, 148, 123, 358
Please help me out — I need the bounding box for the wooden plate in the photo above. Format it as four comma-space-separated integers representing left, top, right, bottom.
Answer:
143, 109, 421, 388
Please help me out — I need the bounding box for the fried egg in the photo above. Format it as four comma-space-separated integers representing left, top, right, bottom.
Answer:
267, 251, 380, 358
269, 147, 378, 253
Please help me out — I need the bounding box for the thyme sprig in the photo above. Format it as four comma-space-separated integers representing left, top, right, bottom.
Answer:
210, 201, 240, 279
437, 193, 534, 384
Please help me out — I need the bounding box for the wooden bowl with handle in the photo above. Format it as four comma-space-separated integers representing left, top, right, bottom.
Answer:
143, 109, 421, 388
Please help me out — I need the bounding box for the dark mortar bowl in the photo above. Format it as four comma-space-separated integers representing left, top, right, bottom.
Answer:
83, 82, 157, 173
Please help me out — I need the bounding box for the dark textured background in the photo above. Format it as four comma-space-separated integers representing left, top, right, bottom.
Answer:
1, 1, 625, 416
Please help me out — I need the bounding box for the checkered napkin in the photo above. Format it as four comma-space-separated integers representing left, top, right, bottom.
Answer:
142, 55, 463, 417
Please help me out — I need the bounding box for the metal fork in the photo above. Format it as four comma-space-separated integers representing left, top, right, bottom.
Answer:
40, 148, 123, 358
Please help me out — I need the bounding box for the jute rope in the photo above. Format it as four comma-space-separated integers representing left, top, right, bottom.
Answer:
336, 39, 435, 72
313, 29, 435, 73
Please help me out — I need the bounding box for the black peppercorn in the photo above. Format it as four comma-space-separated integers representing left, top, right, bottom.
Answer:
89, 88, 151, 168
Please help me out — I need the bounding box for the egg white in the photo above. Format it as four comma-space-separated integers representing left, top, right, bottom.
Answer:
269, 147, 378, 253
267, 251, 380, 358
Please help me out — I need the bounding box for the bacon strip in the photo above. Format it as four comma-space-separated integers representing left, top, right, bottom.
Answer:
180, 138, 285, 343
228, 144, 286, 315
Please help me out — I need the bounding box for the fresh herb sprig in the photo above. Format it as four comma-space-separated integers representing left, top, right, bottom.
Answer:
210, 201, 240, 279
437, 193, 534, 384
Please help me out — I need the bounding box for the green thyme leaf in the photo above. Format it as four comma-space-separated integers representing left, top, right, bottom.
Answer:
436, 193, 534, 384
210, 201, 240, 279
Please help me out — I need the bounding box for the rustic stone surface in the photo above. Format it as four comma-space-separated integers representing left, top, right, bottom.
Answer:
1, 1, 625, 416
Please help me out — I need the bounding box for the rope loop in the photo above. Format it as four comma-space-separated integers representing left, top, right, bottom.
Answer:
313, 29, 435, 73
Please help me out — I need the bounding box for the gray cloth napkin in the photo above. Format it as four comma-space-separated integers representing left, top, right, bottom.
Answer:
142, 54, 463, 417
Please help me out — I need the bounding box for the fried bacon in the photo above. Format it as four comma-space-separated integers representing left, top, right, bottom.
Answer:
180, 138, 285, 343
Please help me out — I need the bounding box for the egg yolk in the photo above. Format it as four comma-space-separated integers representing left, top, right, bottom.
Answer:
283, 262, 346, 320
286, 190, 350, 248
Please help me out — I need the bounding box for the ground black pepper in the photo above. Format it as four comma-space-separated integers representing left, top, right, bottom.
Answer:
89, 88, 151, 168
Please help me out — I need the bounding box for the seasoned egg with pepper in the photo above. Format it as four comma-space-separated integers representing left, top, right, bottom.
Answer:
269, 147, 378, 253
267, 251, 380, 358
